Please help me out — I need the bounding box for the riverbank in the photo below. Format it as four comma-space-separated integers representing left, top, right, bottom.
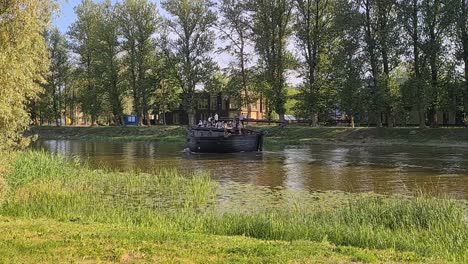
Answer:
30, 125, 468, 148
0, 151, 466, 262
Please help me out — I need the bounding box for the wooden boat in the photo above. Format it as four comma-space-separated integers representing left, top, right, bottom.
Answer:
187, 127, 264, 153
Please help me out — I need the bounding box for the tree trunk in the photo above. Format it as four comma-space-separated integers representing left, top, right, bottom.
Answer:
245, 90, 252, 118
138, 114, 144, 126
120, 115, 125, 126
430, 109, 438, 128
350, 114, 355, 128
145, 112, 151, 127
375, 112, 383, 128
278, 113, 285, 123
387, 111, 394, 128
418, 105, 426, 129
430, 55, 439, 128
310, 112, 318, 127
364, 0, 381, 128
464, 52, 468, 121
411, 0, 426, 129
91, 115, 97, 127
188, 112, 196, 126
53, 86, 60, 127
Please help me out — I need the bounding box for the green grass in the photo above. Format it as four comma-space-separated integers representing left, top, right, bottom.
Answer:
0, 217, 429, 263
260, 126, 468, 147
29, 126, 187, 143
30, 125, 468, 148
1, 151, 467, 262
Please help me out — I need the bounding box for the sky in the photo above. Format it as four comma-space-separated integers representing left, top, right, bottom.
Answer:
54, 0, 163, 33
53, 0, 301, 86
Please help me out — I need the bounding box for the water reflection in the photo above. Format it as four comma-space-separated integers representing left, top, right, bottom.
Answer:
34, 140, 468, 199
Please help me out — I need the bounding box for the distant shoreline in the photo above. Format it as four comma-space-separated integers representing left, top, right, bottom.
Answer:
29, 125, 468, 148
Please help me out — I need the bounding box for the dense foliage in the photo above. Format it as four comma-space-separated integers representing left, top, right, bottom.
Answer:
0, 1, 54, 150
2, 0, 467, 128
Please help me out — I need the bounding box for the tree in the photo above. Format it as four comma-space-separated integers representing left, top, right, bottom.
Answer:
153, 77, 181, 125
375, 0, 400, 127
95, 0, 125, 125
43, 28, 70, 127
0, 0, 54, 150
358, 0, 382, 127
333, 0, 365, 128
418, 0, 456, 127
69, 0, 103, 126
293, 0, 334, 126
218, 0, 257, 117
249, 0, 294, 122
163, 0, 217, 125
455, 0, 468, 116
118, 0, 159, 126
399, 0, 429, 128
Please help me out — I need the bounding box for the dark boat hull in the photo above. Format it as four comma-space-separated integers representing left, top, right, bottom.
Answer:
187, 128, 263, 153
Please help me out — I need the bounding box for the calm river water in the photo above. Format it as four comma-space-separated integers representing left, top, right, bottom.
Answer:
35, 140, 468, 199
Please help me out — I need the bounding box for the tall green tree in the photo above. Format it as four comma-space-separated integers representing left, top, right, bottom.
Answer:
95, 0, 125, 125
69, 0, 102, 125
218, 0, 256, 117
249, 0, 294, 122
357, 0, 400, 127
359, 0, 382, 127
375, 0, 400, 127
293, 0, 334, 126
163, 0, 217, 125
43, 28, 70, 127
0, 0, 54, 149
118, 0, 159, 126
455, 0, 468, 116
399, 0, 429, 128
333, 0, 365, 128
418, 0, 456, 127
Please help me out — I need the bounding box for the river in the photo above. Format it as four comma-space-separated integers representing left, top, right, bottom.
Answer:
34, 140, 468, 199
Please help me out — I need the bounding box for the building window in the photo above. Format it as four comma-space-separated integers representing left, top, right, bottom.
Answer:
251, 103, 257, 110
198, 98, 209, 109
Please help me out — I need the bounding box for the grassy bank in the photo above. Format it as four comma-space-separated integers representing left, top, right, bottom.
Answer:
0, 151, 467, 262
264, 126, 468, 147
29, 126, 187, 143
30, 125, 468, 147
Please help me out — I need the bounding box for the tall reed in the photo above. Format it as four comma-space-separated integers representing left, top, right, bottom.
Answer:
1, 150, 467, 261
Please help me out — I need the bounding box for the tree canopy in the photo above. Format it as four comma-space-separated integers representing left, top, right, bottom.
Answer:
3, 0, 468, 132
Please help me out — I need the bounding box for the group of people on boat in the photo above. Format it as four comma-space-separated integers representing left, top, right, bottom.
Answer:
197, 113, 245, 134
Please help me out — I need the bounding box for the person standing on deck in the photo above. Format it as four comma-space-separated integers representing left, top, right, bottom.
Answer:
214, 113, 218, 122
237, 119, 244, 134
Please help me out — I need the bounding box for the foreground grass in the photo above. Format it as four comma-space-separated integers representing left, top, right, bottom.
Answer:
0, 217, 428, 263
1, 151, 467, 262
30, 125, 468, 147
